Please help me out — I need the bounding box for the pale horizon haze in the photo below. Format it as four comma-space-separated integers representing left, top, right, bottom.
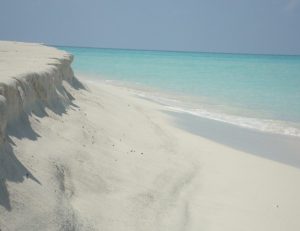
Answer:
0, 0, 300, 55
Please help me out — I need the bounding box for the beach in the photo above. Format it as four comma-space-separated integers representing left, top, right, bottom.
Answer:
1, 41, 300, 230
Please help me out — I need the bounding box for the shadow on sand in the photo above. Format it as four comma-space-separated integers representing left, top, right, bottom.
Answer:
0, 77, 85, 211
0, 141, 41, 211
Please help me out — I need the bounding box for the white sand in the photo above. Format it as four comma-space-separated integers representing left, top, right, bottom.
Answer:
1, 41, 300, 230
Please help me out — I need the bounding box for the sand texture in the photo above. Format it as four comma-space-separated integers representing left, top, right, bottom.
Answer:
1, 41, 300, 231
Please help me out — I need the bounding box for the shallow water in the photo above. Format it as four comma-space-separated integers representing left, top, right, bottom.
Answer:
58, 46, 300, 137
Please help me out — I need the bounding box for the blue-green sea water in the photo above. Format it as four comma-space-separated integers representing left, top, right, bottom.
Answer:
58, 46, 300, 137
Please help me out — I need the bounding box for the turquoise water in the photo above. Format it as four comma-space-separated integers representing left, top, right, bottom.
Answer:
58, 46, 300, 137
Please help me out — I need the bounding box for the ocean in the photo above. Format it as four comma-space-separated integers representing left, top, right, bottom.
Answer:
58, 46, 300, 137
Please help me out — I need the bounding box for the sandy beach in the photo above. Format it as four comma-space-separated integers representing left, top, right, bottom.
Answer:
1, 41, 300, 231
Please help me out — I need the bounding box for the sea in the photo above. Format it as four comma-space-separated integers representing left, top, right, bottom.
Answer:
58, 46, 300, 138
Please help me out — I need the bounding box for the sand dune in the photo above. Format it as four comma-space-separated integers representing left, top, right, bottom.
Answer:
1, 41, 300, 230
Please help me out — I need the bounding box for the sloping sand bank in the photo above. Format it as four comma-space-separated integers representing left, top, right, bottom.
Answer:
1, 42, 300, 231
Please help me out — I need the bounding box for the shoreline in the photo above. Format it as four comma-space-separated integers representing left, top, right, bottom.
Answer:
83, 78, 300, 168
1, 42, 300, 230
76, 73, 300, 138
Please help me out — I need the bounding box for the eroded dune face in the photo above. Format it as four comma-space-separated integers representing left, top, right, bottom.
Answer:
0, 41, 76, 146
0, 41, 85, 229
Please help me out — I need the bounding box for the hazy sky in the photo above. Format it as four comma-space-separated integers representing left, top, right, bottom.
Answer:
0, 0, 300, 54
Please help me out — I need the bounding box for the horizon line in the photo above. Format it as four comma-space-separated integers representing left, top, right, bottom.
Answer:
50, 43, 300, 57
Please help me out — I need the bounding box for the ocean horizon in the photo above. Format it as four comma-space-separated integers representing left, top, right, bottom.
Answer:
58, 46, 300, 137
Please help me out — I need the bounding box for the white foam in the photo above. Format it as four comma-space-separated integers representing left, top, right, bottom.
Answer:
134, 91, 300, 137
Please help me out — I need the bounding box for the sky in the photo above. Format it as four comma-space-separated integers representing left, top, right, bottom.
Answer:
0, 0, 300, 55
